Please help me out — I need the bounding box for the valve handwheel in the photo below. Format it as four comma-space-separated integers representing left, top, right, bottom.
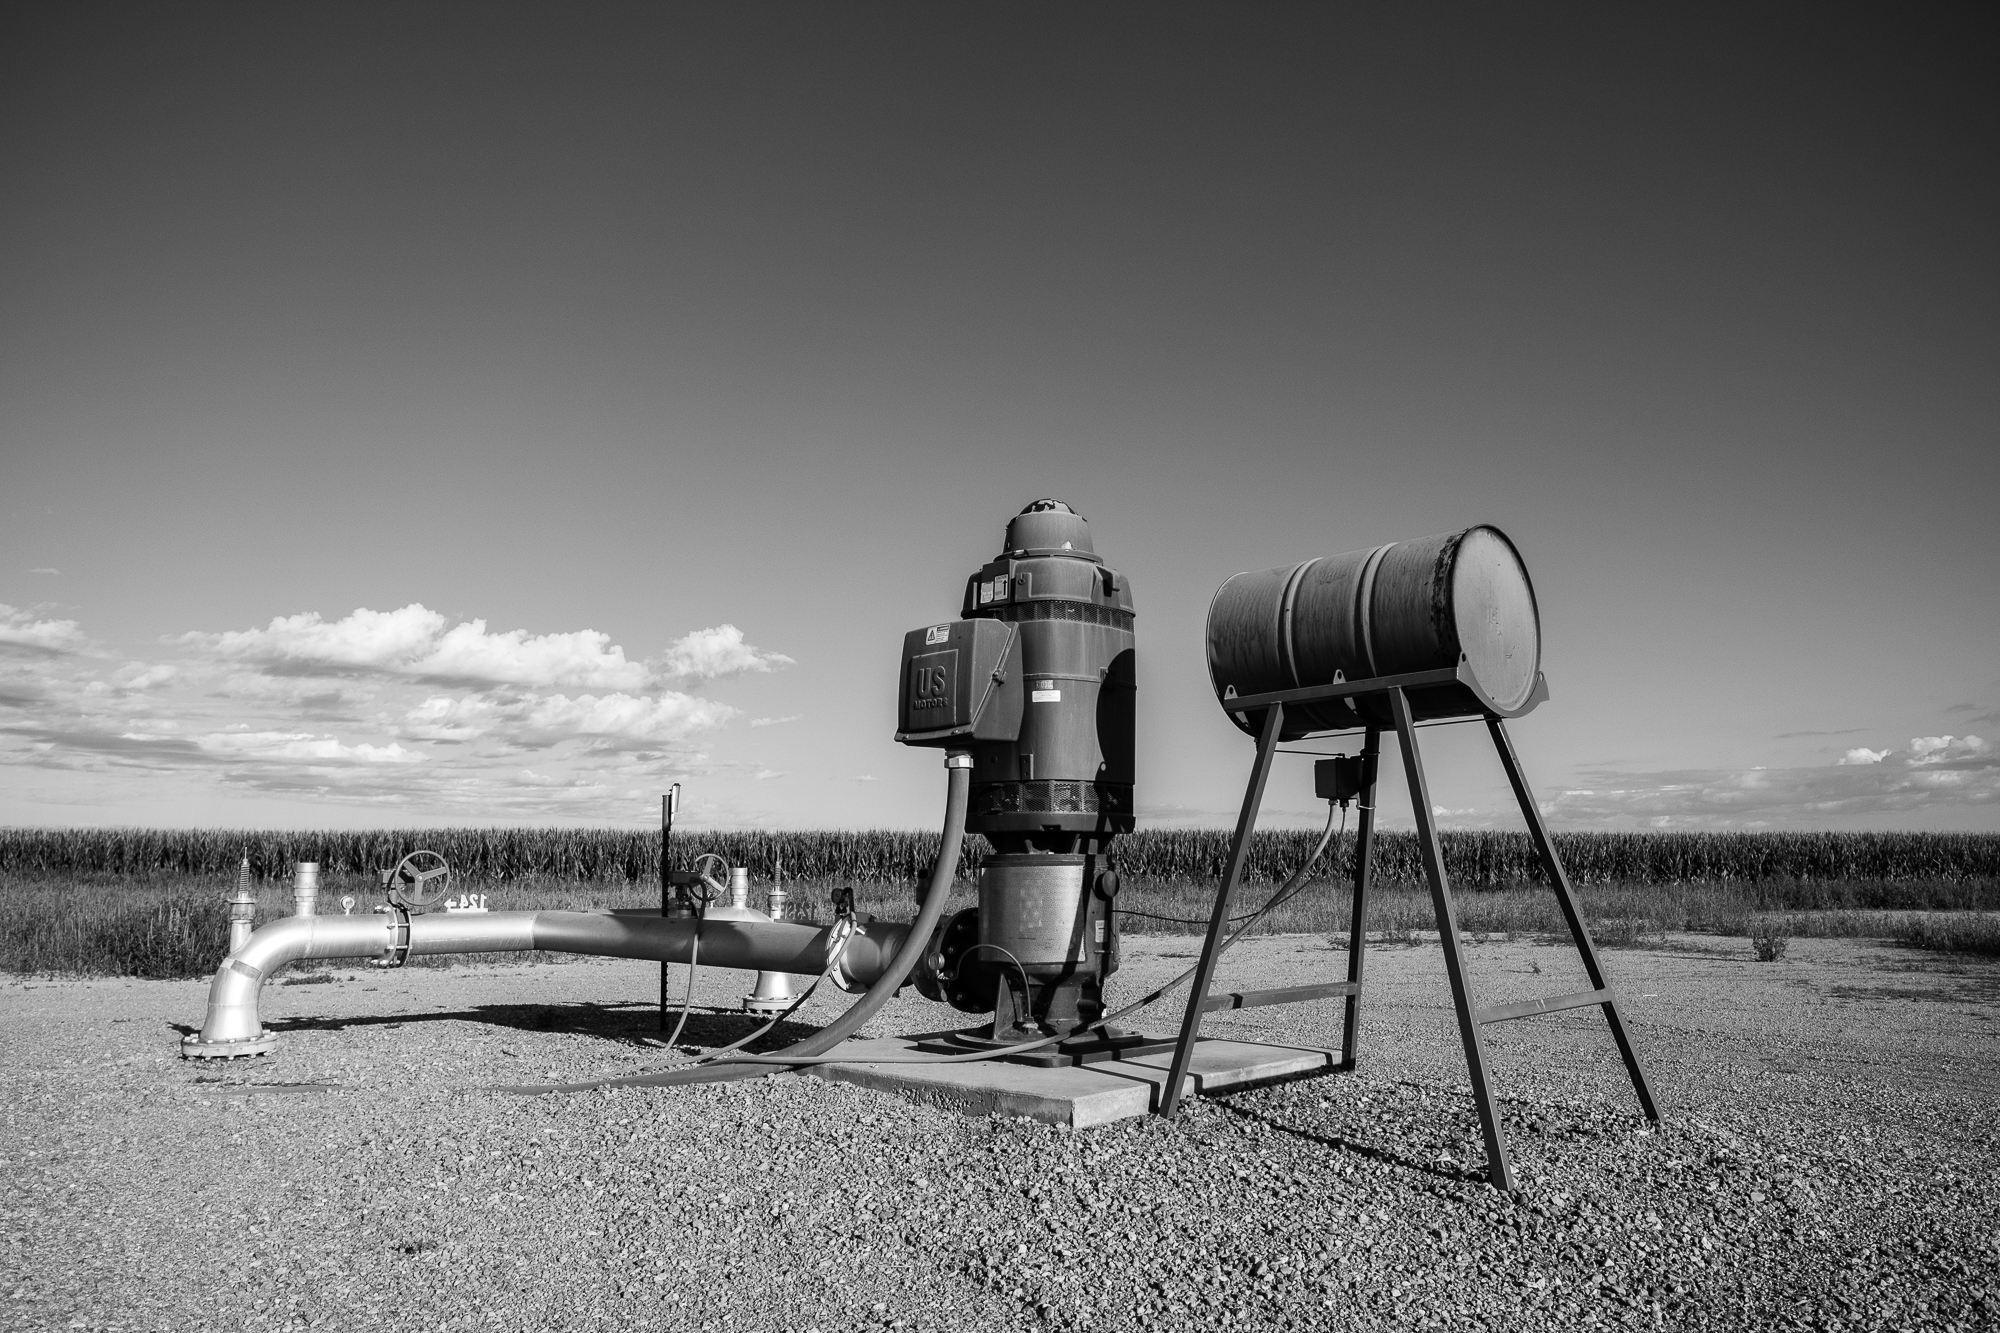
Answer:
687, 853, 729, 910
386, 850, 452, 910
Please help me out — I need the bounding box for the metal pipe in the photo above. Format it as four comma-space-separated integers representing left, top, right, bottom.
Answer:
743, 878, 800, 1013
292, 863, 320, 918
560, 752, 972, 1091
226, 856, 257, 954
181, 910, 912, 1058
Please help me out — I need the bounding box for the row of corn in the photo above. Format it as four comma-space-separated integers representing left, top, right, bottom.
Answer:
2, 827, 1995, 887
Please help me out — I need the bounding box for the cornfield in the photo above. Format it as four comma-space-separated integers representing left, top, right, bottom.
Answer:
1, 826, 1995, 888
5, 828, 1998, 977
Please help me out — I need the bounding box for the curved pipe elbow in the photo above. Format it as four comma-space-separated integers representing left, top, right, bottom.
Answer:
185, 915, 399, 1052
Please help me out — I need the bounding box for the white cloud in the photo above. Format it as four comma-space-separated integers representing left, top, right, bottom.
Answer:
186, 603, 652, 689
190, 731, 424, 764
113, 662, 179, 691
750, 714, 801, 728
400, 689, 737, 747
400, 695, 500, 741
192, 604, 446, 672
1909, 735, 1988, 765
185, 605, 789, 693
4, 601, 787, 818
520, 691, 734, 744
1544, 733, 2000, 828
417, 620, 650, 690
660, 625, 794, 681
215, 672, 367, 708
0, 604, 86, 654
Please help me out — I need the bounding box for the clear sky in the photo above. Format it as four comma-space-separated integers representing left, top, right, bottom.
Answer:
2, 5, 1994, 833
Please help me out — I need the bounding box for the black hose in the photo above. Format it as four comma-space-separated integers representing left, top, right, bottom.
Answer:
688, 799, 1345, 1068
544, 799, 1345, 1085
525, 755, 972, 1093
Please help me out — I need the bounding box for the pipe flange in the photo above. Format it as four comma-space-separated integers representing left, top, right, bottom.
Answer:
823, 916, 864, 994
180, 1031, 279, 1059
370, 905, 413, 968
741, 986, 797, 1014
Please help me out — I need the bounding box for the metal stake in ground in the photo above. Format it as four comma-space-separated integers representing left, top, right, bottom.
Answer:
659, 783, 680, 1032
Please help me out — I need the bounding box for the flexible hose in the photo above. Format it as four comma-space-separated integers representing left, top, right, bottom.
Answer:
540, 798, 1342, 1088
658, 927, 702, 1051
699, 798, 1345, 1068
657, 858, 726, 1051
534, 755, 972, 1092
630, 918, 858, 1068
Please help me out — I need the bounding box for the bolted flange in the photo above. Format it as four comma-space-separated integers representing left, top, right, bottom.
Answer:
180, 1031, 279, 1059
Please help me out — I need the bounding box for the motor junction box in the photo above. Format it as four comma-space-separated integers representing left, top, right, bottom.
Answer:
894, 618, 1022, 747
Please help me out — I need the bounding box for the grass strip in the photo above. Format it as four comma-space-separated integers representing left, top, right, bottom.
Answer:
5, 872, 1997, 979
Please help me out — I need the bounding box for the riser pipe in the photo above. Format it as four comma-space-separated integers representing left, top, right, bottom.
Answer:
182, 910, 909, 1058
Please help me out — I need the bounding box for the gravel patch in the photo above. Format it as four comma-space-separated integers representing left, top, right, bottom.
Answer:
4, 932, 1997, 1331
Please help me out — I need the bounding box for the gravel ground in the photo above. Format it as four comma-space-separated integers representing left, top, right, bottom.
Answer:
4, 929, 1998, 1332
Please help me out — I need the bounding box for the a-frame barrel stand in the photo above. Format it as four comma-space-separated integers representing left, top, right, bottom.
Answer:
1157, 665, 1662, 1191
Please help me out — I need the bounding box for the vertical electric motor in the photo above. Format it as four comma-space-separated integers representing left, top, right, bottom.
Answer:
897, 499, 1135, 1050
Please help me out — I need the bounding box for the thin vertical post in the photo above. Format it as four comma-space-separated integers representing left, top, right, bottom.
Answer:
1160, 703, 1285, 1118
1486, 718, 1662, 1121
1391, 689, 1514, 1191
1338, 728, 1381, 1070
658, 785, 678, 1032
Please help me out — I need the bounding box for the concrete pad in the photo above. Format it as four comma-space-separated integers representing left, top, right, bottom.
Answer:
1115, 1040, 1337, 1095
805, 1034, 1339, 1128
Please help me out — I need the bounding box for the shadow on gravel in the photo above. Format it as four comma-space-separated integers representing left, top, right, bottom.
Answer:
1208, 1098, 1485, 1187
249, 1000, 824, 1053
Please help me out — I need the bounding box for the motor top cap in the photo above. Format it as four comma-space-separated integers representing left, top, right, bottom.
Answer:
1005, 498, 1096, 559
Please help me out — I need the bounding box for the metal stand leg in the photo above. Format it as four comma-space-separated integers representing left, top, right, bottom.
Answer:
1338, 729, 1380, 1071
1160, 703, 1285, 1118
1486, 718, 1663, 1121
1391, 689, 1514, 1191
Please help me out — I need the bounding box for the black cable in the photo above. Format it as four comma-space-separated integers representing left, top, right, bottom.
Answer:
1115, 803, 1347, 928
657, 856, 725, 1052
955, 941, 1035, 1027
659, 927, 701, 1051
520, 759, 971, 1092
524, 783, 1337, 1089
587, 799, 1347, 1073
628, 916, 860, 1071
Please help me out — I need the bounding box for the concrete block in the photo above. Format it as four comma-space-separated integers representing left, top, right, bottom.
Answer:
1115, 1040, 1336, 1095
805, 1035, 1338, 1128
